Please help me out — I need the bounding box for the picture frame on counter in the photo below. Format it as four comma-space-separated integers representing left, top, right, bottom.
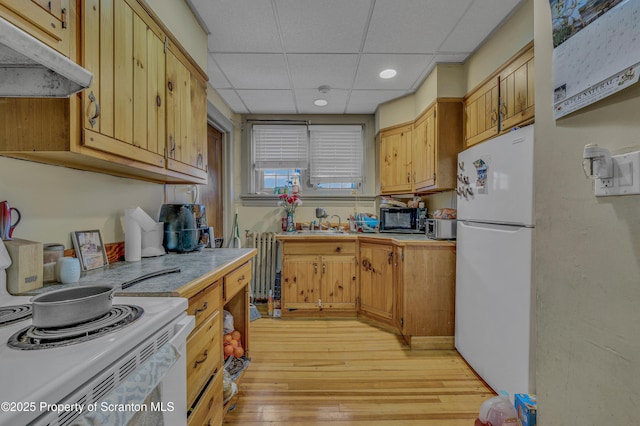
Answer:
71, 230, 109, 271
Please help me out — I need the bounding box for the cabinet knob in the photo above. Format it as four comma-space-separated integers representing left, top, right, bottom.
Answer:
168, 81, 173, 92
156, 95, 162, 107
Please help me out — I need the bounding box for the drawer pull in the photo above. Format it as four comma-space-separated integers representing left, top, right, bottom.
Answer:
237, 274, 245, 282
194, 301, 208, 315
194, 350, 208, 367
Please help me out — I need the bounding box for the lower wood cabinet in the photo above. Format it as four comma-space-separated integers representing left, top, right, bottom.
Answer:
182, 258, 253, 426
187, 372, 223, 426
278, 235, 456, 349
281, 239, 358, 315
358, 241, 394, 323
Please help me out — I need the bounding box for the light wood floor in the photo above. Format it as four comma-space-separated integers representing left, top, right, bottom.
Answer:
223, 316, 494, 425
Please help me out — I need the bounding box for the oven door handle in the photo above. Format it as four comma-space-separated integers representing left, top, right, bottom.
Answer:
169, 313, 195, 357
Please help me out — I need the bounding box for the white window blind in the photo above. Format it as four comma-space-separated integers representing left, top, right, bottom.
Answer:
309, 125, 363, 184
253, 125, 308, 169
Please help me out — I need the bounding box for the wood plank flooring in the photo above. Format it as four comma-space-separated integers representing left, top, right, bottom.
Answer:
223, 316, 494, 425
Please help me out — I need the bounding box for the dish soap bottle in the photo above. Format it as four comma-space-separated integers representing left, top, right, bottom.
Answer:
267, 289, 274, 317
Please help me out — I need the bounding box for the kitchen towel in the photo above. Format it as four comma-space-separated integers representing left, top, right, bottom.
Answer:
75, 342, 179, 426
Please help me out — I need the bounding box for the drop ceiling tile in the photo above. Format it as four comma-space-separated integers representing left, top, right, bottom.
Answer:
215, 53, 290, 89
287, 54, 359, 89
440, 0, 523, 52
216, 89, 249, 113
207, 55, 232, 88
364, 0, 474, 54
294, 88, 349, 114
275, 0, 372, 53
440, 0, 524, 53
237, 89, 296, 114
192, 0, 282, 52
354, 54, 434, 90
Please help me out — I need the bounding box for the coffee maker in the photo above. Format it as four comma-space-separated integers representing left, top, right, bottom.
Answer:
159, 204, 209, 253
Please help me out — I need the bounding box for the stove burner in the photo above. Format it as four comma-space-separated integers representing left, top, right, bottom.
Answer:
0, 304, 32, 328
7, 305, 143, 350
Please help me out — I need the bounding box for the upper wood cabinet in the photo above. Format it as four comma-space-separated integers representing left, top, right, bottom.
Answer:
463, 42, 534, 148
464, 76, 499, 148
0, 0, 209, 184
82, 0, 166, 170
166, 47, 208, 180
412, 99, 463, 192
0, 0, 70, 55
380, 123, 413, 194
499, 46, 534, 133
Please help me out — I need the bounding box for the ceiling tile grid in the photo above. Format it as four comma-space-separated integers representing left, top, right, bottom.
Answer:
192, 0, 527, 115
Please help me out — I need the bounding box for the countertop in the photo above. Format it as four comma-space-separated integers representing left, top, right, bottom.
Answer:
276, 231, 456, 247
22, 248, 257, 299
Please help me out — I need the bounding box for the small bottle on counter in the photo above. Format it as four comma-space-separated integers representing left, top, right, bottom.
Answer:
267, 290, 274, 316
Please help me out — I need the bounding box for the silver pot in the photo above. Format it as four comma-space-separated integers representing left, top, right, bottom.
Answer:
30, 285, 115, 328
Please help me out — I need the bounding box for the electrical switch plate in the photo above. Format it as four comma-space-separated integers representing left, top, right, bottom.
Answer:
595, 151, 640, 196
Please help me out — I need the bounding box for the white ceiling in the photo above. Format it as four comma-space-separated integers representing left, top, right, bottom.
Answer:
188, 0, 526, 115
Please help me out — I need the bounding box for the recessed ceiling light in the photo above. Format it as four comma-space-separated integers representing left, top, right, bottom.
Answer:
314, 99, 328, 107
379, 69, 397, 79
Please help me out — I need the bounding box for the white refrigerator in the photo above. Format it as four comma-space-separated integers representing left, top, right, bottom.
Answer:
455, 124, 535, 398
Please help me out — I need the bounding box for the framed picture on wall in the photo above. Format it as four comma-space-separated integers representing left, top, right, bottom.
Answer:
71, 230, 109, 271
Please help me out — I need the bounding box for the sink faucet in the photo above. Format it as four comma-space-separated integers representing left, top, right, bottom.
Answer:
330, 214, 341, 232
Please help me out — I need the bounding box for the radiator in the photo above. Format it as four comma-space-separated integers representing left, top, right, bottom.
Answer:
245, 231, 278, 301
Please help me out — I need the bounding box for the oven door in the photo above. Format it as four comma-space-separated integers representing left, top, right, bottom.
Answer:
35, 313, 195, 426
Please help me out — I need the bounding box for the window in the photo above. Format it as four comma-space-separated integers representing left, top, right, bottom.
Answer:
251, 123, 364, 194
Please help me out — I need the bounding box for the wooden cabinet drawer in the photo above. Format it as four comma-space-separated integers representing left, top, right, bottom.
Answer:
186, 310, 221, 406
188, 371, 223, 426
283, 241, 356, 256
224, 262, 251, 302
188, 282, 221, 331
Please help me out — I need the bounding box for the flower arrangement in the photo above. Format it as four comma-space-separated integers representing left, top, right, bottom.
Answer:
278, 193, 302, 215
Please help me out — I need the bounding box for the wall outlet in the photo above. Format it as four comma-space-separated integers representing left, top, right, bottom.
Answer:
595, 151, 640, 196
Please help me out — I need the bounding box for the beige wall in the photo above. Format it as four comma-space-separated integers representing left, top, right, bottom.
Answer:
0, 0, 206, 249
534, 1, 640, 423
0, 157, 164, 247
463, 0, 534, 91
145, 0, 208, 71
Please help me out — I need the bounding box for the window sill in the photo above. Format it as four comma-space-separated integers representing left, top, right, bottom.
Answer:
240, 193, 377, 207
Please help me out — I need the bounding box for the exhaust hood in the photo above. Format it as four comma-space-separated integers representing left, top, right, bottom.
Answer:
0, 16, 93, 97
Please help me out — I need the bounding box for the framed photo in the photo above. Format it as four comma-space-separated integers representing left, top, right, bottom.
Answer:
71, 230, 109, 271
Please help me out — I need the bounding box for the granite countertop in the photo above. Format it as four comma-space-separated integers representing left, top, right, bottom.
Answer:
23, 248, 256, 298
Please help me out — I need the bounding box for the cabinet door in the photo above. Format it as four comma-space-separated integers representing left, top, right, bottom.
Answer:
82, 0, 165, 168
282, 255, 320, 311
320, 255, 356, 310
166, 49, 208, 179
464, 77, 499, 147
412, 106, 436, 189
358, 243, 394, 320
380, 124, 412, 194
499, 47, 534, 132
0, 0, 69, 55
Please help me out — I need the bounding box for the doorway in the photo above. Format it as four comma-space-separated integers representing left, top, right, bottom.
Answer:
200, 124, 224, 244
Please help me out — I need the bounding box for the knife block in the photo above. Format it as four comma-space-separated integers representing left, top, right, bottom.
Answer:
5, 238, 43, 294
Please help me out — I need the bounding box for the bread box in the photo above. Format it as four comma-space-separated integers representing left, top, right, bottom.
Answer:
4, 238, 43, 294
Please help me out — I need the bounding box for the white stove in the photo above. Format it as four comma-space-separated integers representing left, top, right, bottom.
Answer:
0, 250, 193, 426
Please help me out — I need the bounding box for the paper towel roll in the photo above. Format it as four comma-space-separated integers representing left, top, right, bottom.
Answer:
125, 209, 142, 262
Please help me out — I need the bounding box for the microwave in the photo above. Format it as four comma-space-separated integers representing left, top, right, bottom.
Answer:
379, 208, 421, 233
426, 219, 457, 240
